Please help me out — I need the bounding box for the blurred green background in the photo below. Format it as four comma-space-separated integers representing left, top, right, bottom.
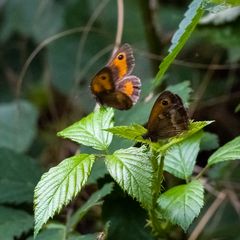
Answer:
0, 0, 240, 239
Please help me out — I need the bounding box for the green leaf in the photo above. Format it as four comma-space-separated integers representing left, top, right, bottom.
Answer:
58, 107, 114, 151
166, 81, 192, 106
68, 183, 114, 230
0, 206, 33, 240
34, 154, 95, 237
154, 121, 213, 152
205, 0, 240, 9
0, 148, 42, 204
164, 132, 202, 180
208, 136, 240, 166
0, 0, 63, 42
154, 0, 205, 85
235, 103, 240, 112
105, 147, 153, 209
0, 100, 38, 152
106, 124, 147, 142
200, 132, 219, 151
157, 180, 204, 231
200, 6, 240, 25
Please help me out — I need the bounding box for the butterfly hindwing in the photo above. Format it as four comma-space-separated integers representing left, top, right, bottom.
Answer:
116, 76, 141, 105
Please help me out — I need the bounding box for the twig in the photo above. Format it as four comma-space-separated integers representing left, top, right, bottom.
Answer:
73, 0, 110, 86
113, 0, 124, 54
189, 55, 220, 117
134, 48, 240, 70
16, 27, 103, 99
188, 191, 227, 240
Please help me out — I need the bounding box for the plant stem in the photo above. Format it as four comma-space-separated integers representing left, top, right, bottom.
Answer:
195, 165, 209, 179
148, 151, 165, 235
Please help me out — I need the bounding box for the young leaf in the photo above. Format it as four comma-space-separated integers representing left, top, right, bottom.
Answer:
208, 135, 240, 166
34, 154, 95, 237
0, 147, 42, 204
157, 180, 204, 231
106, 124, 147, 142
58, 107, 114, 150
164, 132, 202, 180
0, 100, 38, 152
154, 0, 205, 85
0, 206, 33, 240
155, 121, 213, 152
105, 147, 153, 209
68, 183, 114, 230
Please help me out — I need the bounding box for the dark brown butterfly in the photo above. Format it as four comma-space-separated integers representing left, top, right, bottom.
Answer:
144, 91, 189, 142
90, 44, 141, 110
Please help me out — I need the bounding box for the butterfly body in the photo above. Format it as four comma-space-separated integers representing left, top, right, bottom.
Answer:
145, 91, 189, 141
90, 44, 141, 110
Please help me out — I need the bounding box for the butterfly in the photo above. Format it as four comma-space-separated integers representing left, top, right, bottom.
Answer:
144, 91, 189, 142
90, 43, 141, 110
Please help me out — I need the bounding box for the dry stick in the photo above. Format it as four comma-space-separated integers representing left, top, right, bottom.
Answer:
94, 0, 124, 112
73, 0, 111, 86
188, 191, 227, 240
189, 55, 220, 117
16, 27, 103, 99
226, 189, 240, 216
113, 0, 124, 54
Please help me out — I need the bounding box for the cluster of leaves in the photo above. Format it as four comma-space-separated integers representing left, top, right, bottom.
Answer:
34, 106, 240, 237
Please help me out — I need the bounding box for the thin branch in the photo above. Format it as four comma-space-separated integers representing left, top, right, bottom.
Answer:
189, 55, 220, 117
113, 0, 124, 54
134, 48, 240, 70
16, 27, 103, 99
73, 0, 110, 86
188, 191, 227, 240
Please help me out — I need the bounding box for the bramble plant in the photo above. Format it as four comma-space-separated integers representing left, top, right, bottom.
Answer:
33, 0, 240, 239
34, 106, 240, 238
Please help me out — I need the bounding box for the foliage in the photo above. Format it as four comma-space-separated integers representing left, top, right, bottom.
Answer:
0, 206, 33, 240
34, 154, 95, 236
157, 180, 204, 232
0, 0, 240, 239
154, 0, 205, 85
164, 132, 202, 180
58, 107, 114, 151
0, 148, 42, 204
208, 136, 240, 166
0, 100, 38, 152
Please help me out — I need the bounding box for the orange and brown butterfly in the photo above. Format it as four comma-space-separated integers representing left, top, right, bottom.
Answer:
144, 91, 189, 142
90, 43, 141, 110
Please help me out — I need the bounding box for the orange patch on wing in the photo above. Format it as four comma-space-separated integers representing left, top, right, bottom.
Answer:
111, 53, 128, 79
123, 81, 134, 96
91, 75, 113, 94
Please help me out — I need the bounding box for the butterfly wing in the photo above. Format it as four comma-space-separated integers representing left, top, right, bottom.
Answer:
116, 76, 141, 105
145, 91, 189, 141
90, 67, 115, 104
107, 43, 135, 82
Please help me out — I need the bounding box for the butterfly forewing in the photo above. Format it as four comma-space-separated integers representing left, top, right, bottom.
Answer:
108, 43, 135, 82
145, 91, 189, 141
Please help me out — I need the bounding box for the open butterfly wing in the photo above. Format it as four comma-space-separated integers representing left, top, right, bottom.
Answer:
107, 44, 135, 82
